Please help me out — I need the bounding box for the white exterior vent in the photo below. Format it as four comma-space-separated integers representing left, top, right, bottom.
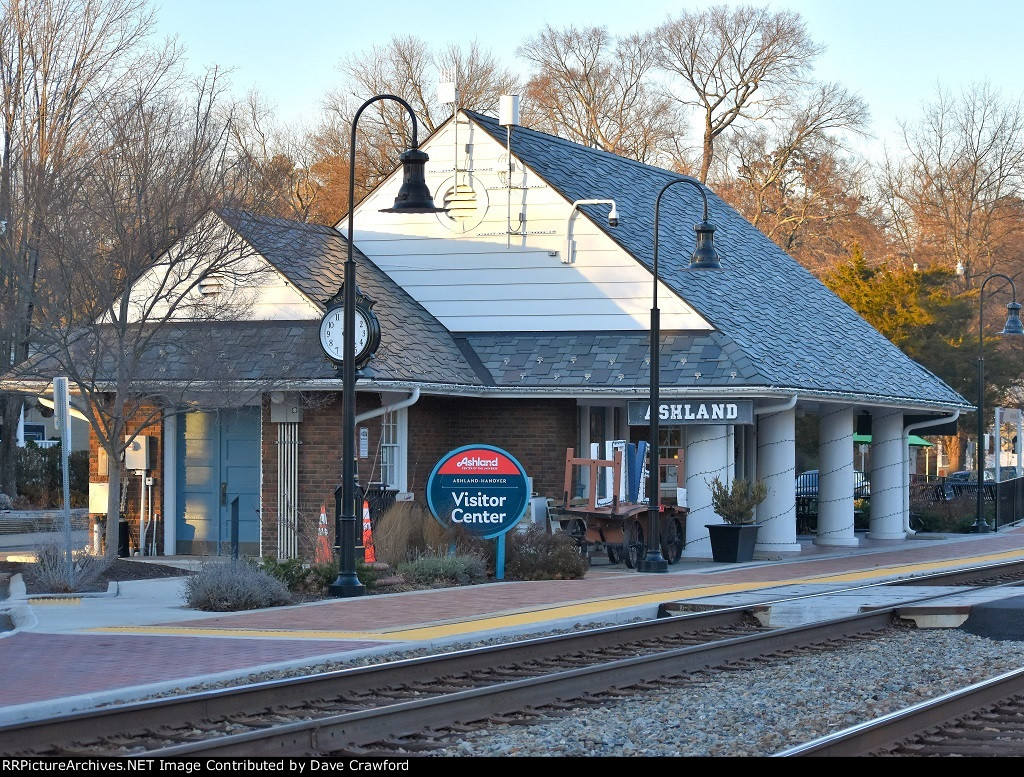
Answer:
443, 183, 479, 222
198, 274, 225, 296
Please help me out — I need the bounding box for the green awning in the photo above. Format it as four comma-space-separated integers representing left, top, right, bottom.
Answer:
853, 433, 933, 447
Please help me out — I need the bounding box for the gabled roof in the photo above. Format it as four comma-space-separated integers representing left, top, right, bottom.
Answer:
463, 110, 970, 409
218, 210, 481, 386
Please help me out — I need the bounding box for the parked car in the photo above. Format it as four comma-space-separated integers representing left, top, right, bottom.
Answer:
939, 469, 997, 500
794, 470, 870, 499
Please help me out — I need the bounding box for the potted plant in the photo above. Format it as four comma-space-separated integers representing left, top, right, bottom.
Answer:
706, 476, 769, 562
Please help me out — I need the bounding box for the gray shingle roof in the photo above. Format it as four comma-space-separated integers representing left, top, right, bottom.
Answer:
465, 111, 970, 408
461, 331, 764, 388
219, 210, 481, 386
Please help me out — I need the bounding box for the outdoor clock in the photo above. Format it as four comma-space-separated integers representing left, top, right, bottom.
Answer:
319, 287, 382, 372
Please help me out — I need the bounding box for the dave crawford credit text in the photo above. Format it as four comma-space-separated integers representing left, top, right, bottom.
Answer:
1, 760, 411, 772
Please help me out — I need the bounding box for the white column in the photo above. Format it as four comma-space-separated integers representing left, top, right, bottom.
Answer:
162, 414, 176, 556
683, 424, 731, 558
755, 407, 800, 552
869, 409, 907, 539
816, 407, 859, 546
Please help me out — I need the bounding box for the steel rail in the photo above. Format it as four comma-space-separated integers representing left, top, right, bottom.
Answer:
775, 666, 1024, 757
6, 558, 1024, 756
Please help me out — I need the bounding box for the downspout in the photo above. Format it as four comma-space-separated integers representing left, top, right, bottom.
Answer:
355, 387, 421, 424
903, 410, 961, 533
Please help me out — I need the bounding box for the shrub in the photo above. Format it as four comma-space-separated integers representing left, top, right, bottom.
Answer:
182, 558, 293, 611
397, 551, 489, 587
25, 541, 113, 593
909, 490, 977, 533
372, 500, 455, 565
0, 493, 12, 511
502, 527, 589, 581
254, 555, 381, 596
14, 445, 88, 508
255, 556, 337, 595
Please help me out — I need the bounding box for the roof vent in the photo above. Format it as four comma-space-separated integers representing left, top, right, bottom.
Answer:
199, 274, 225, 296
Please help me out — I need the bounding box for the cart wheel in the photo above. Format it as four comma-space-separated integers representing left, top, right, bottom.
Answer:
661, 516, 684, 565
568, 518, 589, 557
624, 519, 644, 569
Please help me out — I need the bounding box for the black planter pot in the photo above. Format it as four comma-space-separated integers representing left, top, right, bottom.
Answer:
705, 523, 761, 563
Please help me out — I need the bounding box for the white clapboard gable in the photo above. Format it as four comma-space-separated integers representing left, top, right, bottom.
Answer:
122, 212, 323, 323
345, 113, 712, 334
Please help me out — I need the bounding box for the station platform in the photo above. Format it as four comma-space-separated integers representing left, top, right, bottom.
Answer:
4, 528, 1024, 727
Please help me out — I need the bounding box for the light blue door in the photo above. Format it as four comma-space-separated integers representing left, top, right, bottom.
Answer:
176, 408, 260, 555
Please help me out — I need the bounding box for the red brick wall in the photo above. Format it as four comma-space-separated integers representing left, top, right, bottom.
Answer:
88, 401, 163, 554
259, 393, 577, 560
406, 396, 577, 502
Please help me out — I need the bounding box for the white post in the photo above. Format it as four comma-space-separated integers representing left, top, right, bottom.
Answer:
816, 407, 859, 546
682, 425, 730, 558
868, 409, 907, 539
755, 407, 800, 552
53, 377, 73, 562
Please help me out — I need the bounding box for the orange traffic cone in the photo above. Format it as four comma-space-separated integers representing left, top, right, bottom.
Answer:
315, 504, 332, 564
362, 499, 376, 563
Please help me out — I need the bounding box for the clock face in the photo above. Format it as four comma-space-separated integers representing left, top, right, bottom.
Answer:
319, 305, 370, 363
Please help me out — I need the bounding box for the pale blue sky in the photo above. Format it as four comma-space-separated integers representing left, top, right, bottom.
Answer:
153, 0, 1024, 154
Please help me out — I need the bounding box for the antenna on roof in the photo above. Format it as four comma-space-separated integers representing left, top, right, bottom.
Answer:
499, 95, 522, 248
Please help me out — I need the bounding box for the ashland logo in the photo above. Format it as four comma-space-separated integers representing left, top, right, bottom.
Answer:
457, 455, 500, 468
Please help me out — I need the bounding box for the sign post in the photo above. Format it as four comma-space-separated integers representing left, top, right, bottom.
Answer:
426, 444, 530, 580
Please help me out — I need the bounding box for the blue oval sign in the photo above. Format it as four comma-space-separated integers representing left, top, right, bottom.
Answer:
426, 444, 530, 539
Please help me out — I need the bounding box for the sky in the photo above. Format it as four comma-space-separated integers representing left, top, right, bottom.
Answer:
152, 0, 1024, 156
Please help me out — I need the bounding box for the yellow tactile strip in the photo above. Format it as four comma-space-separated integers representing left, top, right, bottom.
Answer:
90, 547, 1024, 642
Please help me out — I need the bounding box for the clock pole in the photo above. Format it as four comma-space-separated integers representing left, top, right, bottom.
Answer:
326, 94, 444, 598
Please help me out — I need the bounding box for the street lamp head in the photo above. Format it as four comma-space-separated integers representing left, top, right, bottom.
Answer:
379, 147, 447, 213
1001, 301, 1024, 335
690, 219, 721, 269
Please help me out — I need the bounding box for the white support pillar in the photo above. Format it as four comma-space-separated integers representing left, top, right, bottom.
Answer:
816, 407, 859, 546
683, 424, 731, 558
869, 409, 907, 539
754, 407, 800, 552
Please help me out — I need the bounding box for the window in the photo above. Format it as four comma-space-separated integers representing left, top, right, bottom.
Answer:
23, 423, 45, 443
378, 408, 407, 492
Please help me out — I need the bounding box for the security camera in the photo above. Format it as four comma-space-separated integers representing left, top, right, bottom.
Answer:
607, 205, 620, 228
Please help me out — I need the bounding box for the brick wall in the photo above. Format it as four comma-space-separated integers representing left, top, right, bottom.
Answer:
259, 393, 577, 561
88, 402, 163, 554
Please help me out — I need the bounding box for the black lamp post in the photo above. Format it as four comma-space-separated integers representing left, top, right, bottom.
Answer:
972, 273, 1024, 534
329, 94, 445, 597
638, 176, 721, 573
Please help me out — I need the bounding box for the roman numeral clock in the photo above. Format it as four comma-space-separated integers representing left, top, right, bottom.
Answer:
319, 286, 382, 374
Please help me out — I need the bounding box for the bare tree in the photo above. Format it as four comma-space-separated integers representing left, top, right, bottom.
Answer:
713, 82, 879, 273
516, 24, 681, 165
878, 81, 1024, 288
324, 35, 521, 203
656, 4, 824, 182
8, 52, 280, 557
0, 0, 159, 498
228, 90, 326, 223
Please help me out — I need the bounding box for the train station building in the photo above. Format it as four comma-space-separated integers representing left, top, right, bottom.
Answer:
5, 107, 972, 561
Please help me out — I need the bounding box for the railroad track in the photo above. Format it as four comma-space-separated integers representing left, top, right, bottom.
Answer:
777, 667, 1024, 756
6, 559, 1024, 758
